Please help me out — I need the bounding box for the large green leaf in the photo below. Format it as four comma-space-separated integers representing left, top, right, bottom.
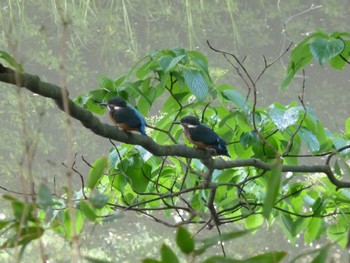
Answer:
263, 161, 281, 219
222, 89, 250, 110
183, 69, 208, 101
280, 31, 328, 89
203, 251, 286, 263
196, 230, 249, 255
269, 106, 300, 131
160, 244, 179, 263
158, 54, 186, 72
176, 226, 195, 254
87, 157, 108, 189
298, 128, 320, 152
310, 37, 345, 65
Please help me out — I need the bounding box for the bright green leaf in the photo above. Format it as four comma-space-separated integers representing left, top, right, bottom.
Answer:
87, 157, 108, 189
0, 50, 24, 72
346, 117, 350, 134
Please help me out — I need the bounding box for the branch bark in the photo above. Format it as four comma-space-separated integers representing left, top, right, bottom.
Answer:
1, 63, 350, 189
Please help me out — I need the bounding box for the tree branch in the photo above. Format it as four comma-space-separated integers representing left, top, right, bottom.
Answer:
1, 64, 350, 189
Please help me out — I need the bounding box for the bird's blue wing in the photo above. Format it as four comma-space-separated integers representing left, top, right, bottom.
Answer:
129, 106, 147, 136
189, 126, 220, 145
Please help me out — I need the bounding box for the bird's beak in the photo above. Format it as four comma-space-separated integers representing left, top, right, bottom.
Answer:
172, 121, 181, 125
99, 102, 108, 107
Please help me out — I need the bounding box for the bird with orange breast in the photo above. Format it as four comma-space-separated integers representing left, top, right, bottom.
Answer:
173, 116, 230, 157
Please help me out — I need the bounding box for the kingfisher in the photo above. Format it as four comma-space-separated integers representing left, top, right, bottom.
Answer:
100, 97, 147, 136
173, 116, 230, 157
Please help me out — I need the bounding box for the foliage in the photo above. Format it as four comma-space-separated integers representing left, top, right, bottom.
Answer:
1, 29, 350, 261
143, 227, 334, 263
281, 29, 350, 89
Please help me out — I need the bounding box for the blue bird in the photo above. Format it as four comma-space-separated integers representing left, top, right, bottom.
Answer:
173, 116, 230, 157
100, 97, 147, 136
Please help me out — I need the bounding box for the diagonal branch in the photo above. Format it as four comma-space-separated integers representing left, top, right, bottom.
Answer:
1, 64, 350, 189
0, 64, 213, 159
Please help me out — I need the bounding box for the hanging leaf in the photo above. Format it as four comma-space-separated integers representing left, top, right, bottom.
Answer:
263, 160, 282, 219
176, 227, 195, 254
310, 37, 345, 65
183, 69, 208, 101
87, 157, 108, 189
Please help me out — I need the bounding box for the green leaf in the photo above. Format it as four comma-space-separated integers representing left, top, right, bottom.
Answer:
87, 157, 108, 189
310, 244, 330, 263
114, 74, 126, 88
119, 157, 150, 192
222, 89, 250, 110
11, 202, 35, 222
305, 218, 325, 244
196, 230, 249, 255
346, 117, 350, 134
142, 259, 162, 263
0, 50, 24, 72
78, 201, 96, 221
99, 75, 114, 91
310, 37, 345, 65
63, 210, 85, 240
160, 244, 179, 263
176, 226, 195, 254
37, 184, 54, 210
158, 55, 186, 72
0, 220, 12, 230
263, 161, 282, 218
280, 43, 313, 89
244, 214, 264, 230
329, 39, 350, 69
183, 69, 208, 101
298, 128, 320, 152
203, 251, 286, 263
187, 50, 209, 73
89, 191, 110, 209
1, 226, 44, 248
269, 106, 300, 131
84, 256, 112, 263
240, 251, 286, 263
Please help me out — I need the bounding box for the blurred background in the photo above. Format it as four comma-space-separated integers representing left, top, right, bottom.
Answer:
0, 1, 349, 262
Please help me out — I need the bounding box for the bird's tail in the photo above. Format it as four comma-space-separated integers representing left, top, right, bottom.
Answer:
216, 138, 230, 157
